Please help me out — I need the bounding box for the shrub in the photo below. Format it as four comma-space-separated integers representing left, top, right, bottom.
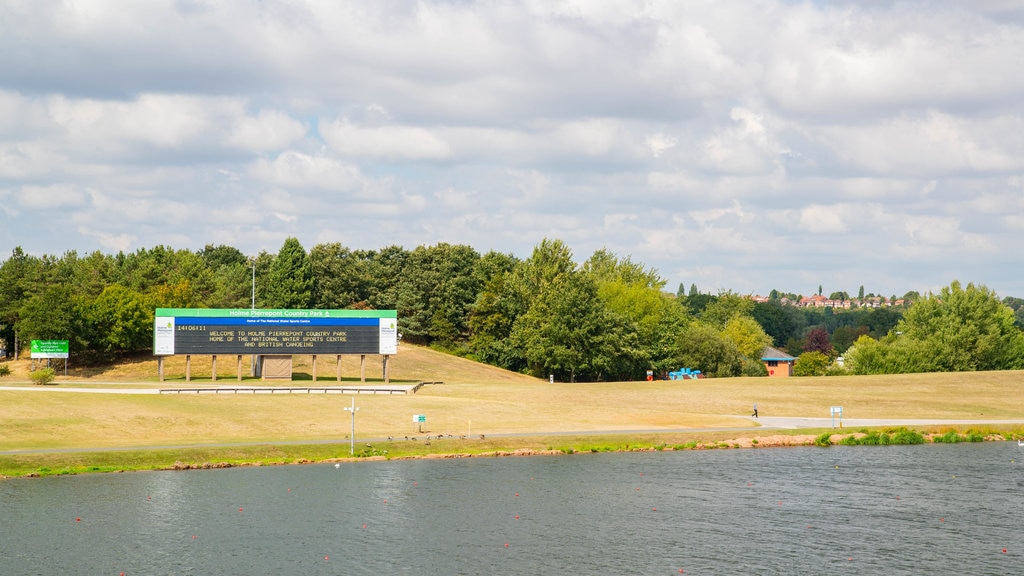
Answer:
814, 432, 832, 447
889, 428, 925, 445
30, 367, 56, 385
0, 364, 11, 377
934, 430, 963, 443
794, 351, 831, 376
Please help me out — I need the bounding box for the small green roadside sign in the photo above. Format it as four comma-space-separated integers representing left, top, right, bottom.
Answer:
31, 340, 69, 359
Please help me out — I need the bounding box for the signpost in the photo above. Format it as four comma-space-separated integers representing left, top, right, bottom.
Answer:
345, 398, 359, 456
830, 406, 844, 428
413, 414, 426, 433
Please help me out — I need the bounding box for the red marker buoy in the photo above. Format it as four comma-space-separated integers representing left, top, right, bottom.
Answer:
1003, 548, 1007, 553
514, 515, 519, 520
504, 543, 509, 548
238, 507, 243, 512
362, 524, 367, 529
325, 556, 329, 561
76, 517, 81, 522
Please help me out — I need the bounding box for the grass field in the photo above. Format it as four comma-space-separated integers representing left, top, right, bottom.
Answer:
2, 345, 1024, 477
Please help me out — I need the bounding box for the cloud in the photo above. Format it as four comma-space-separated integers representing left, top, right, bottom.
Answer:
250, 151, 365, 192
321, 117, 451, 161
1, 0, 1023, 297
799, 205, 848, 234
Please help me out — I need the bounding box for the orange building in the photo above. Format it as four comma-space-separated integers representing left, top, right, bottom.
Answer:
761, 346, 796, 377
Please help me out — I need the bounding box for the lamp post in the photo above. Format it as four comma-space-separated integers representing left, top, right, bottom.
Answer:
344, 397, 359, 456
249, 258, 257, 377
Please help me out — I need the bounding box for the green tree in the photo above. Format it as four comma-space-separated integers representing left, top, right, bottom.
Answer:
675, 321, 741, 378
721, 315, 772, 361
509, 272, 636, 382
310, 242, 370, 309
700, 292, 754, 328
831, 325, 869, 354
15, 285, 83, 350
751, 300, 797, 347
264, 237, 312, 309
793, 351, 830, 376
87, 285, 152, 354
395, 243, 481, 346
890, 281, 1024, 372
0, 247, 45, 353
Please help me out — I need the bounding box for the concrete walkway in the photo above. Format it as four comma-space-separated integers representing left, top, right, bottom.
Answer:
753, 416, 1024, 430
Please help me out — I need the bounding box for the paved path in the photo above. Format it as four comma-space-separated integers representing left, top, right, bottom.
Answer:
753, 416, 1024, 429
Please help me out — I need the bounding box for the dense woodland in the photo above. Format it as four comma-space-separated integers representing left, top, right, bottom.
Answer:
2, 238, 1023, 380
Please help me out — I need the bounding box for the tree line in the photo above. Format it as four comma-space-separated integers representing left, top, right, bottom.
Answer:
2, 239, 1022, 379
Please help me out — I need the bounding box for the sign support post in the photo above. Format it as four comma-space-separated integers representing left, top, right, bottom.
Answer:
831, 406, 843, 428
345, 397, 359, 456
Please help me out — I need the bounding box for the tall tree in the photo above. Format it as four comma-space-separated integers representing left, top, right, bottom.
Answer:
264, 237, 312, 309
675, 321, 741, 378
891, 281, 1024, 371
309, 242, 370, 309
509, 272, 636, 382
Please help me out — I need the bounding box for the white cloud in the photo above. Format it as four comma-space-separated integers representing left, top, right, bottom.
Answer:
321, 118, 451, 161
250, 151, 365, 192
225, 109, 307, 152
18, 184, 87, 209
646, 133, 678, 158
1, 0, 1023, 296
799, 205, 848, 234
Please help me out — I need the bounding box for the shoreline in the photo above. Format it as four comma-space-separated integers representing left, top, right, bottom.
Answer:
6, 426, 1018, 479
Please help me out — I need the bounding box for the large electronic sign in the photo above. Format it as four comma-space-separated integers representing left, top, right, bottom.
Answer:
154, 308, 398, 356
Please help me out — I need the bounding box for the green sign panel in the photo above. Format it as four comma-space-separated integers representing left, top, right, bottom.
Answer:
31, 340, 69, 359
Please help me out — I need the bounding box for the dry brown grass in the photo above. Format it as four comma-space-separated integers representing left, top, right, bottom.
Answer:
2, 345, 1024, 454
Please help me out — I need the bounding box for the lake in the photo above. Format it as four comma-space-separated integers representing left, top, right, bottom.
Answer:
2, 442, 1022, 575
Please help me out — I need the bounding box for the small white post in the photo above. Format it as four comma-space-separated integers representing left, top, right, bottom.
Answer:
344, 397, 359, 456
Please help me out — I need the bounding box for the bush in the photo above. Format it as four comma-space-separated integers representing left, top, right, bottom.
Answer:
0, 364, 11, 377
794, 351, 830, 376
933, 430, 963, 443
30, 367, 56, 385
889, 428, 925, 445
814, 432, 832, 447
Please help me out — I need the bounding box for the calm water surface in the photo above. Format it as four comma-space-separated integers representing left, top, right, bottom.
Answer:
2, 442, 1023, 575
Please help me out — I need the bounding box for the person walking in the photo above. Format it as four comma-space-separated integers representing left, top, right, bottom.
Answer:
752, 402, 759, 418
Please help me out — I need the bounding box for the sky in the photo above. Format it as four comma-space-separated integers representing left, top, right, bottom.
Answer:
2, 0, 1024, 300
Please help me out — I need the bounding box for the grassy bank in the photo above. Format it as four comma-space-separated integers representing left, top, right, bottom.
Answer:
2, 345, 1024, 477
3, 425, 1021, 478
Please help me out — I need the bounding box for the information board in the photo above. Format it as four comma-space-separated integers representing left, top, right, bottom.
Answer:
31, 340, 69, 359
154, 309, 398, 356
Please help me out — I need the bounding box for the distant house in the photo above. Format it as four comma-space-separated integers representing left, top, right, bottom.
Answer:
761, 346, 796, 377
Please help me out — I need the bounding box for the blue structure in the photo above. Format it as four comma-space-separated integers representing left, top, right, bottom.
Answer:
668, 368, 701, 380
